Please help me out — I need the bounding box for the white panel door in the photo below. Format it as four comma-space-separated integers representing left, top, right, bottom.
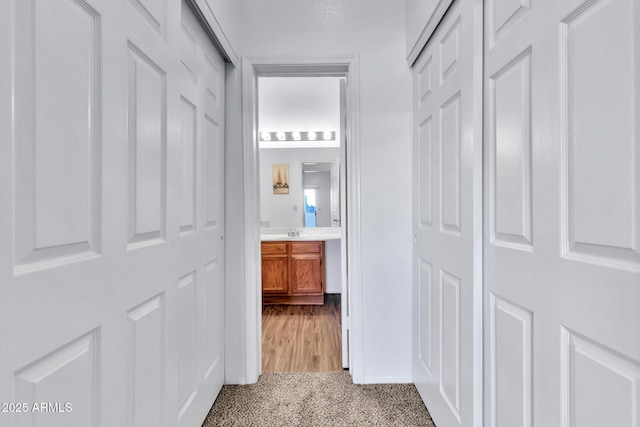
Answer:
0, 0, 225, 426
173, 3, 226, 426
484, 0, 640, 426
412, 0, 480, 426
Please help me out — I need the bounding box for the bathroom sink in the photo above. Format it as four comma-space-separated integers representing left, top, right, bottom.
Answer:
260, 228, 341, 241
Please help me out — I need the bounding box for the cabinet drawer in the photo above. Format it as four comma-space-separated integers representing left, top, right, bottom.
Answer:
261, 242, 287, 255
291, 241, 321, 254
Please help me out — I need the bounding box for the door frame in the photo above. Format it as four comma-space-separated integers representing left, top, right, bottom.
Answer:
240, 56, 364, 383
185, 0, 239, 66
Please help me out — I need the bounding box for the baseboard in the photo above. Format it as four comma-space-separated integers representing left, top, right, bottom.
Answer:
362, 375, 413, 384
263, 294, 324, 305
224, 376, 254, 386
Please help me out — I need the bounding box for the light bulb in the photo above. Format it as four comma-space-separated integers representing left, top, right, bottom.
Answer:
277, 132, 285, 141
308, 131, 316, 141
292, 131, 301, 141
260, 132, 271, 141
323, 131, 332, 140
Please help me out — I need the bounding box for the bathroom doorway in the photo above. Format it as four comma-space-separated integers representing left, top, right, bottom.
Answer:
257, 75, 347, 373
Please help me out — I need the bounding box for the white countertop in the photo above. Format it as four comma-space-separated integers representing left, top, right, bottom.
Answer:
260, 227, 342, 242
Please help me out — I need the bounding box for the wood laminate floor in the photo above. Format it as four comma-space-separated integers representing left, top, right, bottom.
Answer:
262, 294, 342, 373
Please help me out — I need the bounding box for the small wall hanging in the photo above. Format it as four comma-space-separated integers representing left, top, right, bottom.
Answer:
272, 163, 289, 194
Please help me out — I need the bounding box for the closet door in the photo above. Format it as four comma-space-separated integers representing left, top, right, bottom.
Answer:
0, 0, 225, 426
484, 0, 640, 426
412, 0, 481, 425
173, 3, 226, 426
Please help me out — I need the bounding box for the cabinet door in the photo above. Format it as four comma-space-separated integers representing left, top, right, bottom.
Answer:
262, 255, 289, 294
290, 254, 323, 294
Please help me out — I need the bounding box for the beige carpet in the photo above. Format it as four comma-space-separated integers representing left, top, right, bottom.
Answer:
202, 371, 436, 426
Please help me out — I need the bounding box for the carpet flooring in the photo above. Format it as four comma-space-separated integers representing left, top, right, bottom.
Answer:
202, 371, 436, 426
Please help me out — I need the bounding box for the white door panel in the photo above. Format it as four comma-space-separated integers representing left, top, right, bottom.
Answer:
0, 0, 224, 426
412, 0, 480, 426
484, 0, 640, 426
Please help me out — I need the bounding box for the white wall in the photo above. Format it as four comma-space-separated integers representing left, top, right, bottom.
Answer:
324, 239, 342, 294
238, 0, 413, 383
259, 148, 339, 228
259, 77, 340, 134
406, 0, 438, 57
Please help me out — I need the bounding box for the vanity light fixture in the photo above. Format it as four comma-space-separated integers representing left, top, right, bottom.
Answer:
258, 131, 336, 142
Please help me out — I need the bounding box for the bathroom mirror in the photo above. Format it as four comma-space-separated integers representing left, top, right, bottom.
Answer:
302, 162, 339, 227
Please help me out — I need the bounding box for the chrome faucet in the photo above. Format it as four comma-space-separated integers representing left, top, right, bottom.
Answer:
287, 230, 300, 238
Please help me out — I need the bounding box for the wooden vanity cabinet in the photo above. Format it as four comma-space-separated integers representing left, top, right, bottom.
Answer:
261, 242, 288, 294
261, 241, 325, 305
